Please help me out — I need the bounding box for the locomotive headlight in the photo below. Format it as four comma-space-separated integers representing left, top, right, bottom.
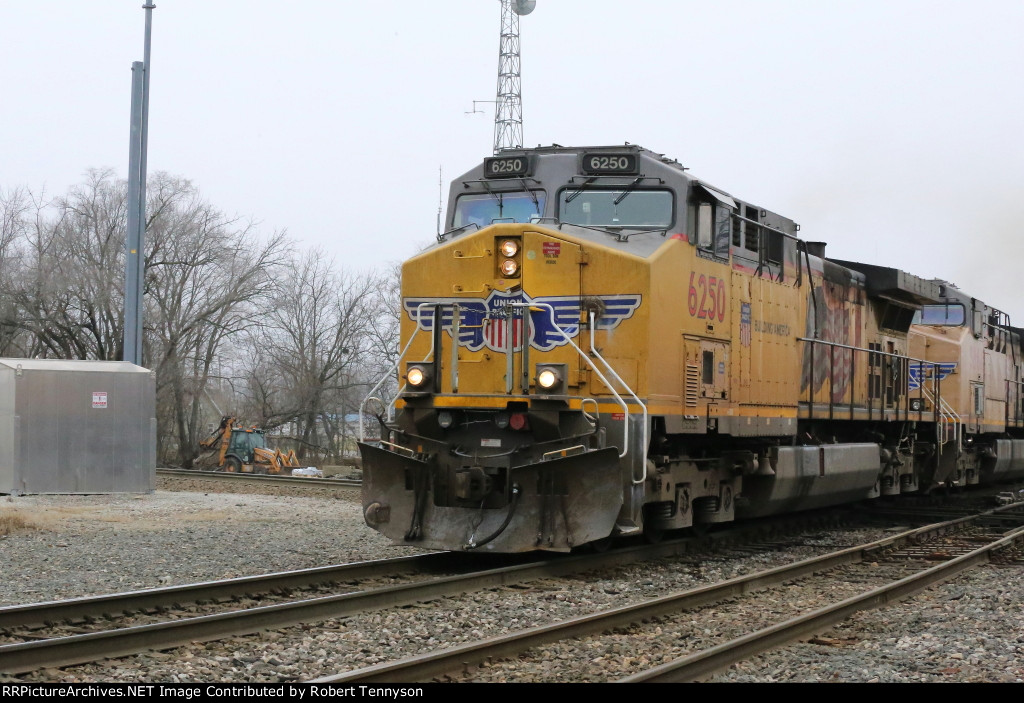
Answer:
909, 398, 924, 412
495, 236, 522, 278
406, 364, 429, 388
535, 363, 567, 393
537, 369, 559, 389
499, 239, 520, 257
437, 411, 455, 429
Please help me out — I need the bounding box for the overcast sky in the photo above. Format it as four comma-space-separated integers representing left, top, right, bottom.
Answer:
2, 1, 1023, 319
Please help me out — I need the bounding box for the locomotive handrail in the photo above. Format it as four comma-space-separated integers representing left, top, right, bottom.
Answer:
556, 221, 670, 242
359, 302, 436, 442
796, 337, 947, 426
386, 302, 457, 419
1006, 378, 1024, 427
519, 302, 633, 460
590, 311, 649, 485
359, 396, 386, 441
365, 300, 643, 468
919, 383, 961, 451
733, 212, 801, 242
436, 222, 480, 243
797, 337, 934, 361
566, 174, 665, 185
451, 304, 461, 393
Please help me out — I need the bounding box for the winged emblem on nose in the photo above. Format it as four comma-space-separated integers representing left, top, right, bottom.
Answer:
403, 290, 642, 353
908, 361, 957, 391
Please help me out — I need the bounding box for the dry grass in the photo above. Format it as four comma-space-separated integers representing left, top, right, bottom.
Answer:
0, 509, 36, 536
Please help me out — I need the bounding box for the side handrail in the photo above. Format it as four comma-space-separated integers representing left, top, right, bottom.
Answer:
359, 302, 437, 442
518, 302, 632, 460
798, 337, 941, 419
361, 300, 643, 469
798, 337, 967, 459
360, 396, 386, 441
918, 375, 961, 456
590, 311, 649, 484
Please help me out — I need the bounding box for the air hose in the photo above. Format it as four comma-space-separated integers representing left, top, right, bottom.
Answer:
464, 484, 521, 550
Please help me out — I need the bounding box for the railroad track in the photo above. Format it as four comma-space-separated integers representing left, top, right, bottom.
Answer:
310, 502, 1024, 683
155, 467, 361, 488
0, 510, 867, 676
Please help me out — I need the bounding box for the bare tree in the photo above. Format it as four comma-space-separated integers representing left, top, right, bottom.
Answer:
244, 250, 378, 461
365, 261, 403, 381
0, 187, 31, 355
49, 169, 129, 359
0, 170, 413, 468
144, 173, 289, 466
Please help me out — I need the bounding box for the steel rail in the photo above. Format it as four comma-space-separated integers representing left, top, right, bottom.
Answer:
0, 535, 724, 674
0, 506, 969, 675
310, 510, 1011, 684
155, 467, 361, 488
621, 523, 1024, 682
0, 553, 460, 631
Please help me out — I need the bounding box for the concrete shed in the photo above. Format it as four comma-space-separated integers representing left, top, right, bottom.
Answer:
0, 359, 155, 495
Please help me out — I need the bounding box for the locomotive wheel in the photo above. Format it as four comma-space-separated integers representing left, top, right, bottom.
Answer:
643, 525, 665, 544
687, 523, 710, 537
642, 504, 667, 544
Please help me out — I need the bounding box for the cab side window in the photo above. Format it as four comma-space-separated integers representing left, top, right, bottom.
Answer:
696, 201, 731, 260
744, 206, 760, 254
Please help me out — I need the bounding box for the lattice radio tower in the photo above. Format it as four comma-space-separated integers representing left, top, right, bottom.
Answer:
493, 0, 536, 154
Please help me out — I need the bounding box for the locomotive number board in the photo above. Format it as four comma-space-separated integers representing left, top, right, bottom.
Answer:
484, 156, 532, 178
581, 152, 639, 175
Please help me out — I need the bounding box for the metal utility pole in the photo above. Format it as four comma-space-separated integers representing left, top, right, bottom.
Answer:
123, 3, 155, 366
493, 0, 535, 154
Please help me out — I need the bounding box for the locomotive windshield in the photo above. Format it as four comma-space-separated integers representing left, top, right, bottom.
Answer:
453, 191, 546, 229
913, 303, 966, 326
558, 189, 673, 228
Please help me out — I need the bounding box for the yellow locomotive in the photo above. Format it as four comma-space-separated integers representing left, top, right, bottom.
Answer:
906, 289, 1024, 488
359, 144, 1024, 553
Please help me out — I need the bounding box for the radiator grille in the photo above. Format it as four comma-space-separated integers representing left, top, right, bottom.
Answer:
685, 364, 699, 407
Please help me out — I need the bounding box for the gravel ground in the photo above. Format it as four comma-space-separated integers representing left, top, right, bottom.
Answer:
0, 479, 412, 604
711, 566, 1024, 683
0, 479, 1021, 683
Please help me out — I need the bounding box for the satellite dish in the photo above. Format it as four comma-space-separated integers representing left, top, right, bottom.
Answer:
513, 0, 536, 16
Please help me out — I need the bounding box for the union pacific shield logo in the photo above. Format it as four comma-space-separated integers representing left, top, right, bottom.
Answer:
740, 302, 751, 347
404, 290, 642, 353
908, 362, 957, 391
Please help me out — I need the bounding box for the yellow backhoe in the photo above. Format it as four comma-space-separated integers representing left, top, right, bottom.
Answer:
196, 416, 303, 475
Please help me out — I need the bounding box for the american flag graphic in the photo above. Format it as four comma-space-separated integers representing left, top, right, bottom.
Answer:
740, 303, 751, 347
483, 313, 524, 352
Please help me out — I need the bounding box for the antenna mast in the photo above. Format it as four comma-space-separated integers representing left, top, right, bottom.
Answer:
436, 166, 443, 236
493, 0, 535, 154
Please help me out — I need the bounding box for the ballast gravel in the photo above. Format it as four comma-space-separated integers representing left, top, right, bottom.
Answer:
0, 477, 1021, 683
